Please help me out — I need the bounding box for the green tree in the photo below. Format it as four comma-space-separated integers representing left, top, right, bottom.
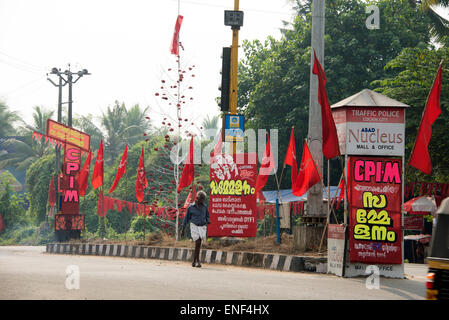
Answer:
0, 106, 54, 171
25, 153, 55, 224
417, 0, 449, 43
0, 101, 19, 138
201, 114, 220, 139
372, 46, 449, 181
72, 114, 104, 152
238, 0, 433, 189
101, 101, 150, 164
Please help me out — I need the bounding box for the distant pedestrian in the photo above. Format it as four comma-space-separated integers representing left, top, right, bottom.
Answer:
181, 190, 210, 268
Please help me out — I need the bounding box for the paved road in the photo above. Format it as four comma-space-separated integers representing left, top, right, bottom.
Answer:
0, 246, 427, 300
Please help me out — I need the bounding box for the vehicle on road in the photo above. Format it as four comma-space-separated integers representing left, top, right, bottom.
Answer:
426, 197, 449, 300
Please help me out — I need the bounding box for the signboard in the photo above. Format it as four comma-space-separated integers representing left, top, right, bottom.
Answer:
344, 257, 404, 278
55, 214, 85, 231
333, 107, 405, 156
224, 114, 244, 142
348, 156, 402, 264
47, 119, 90, 152
328, 224, 346, 277
60, 146, 81, 214
404, 215, 424, 231
208, 153, 257, 237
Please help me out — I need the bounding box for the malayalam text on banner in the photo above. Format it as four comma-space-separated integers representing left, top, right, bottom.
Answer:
208, 153, 257, 237
348, 156, 403, 264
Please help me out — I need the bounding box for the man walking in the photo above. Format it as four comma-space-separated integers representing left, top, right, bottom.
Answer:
181, 190, 210, 267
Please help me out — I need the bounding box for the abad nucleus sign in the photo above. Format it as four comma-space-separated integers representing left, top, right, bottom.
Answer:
331, 89, 408, 156
333, 107, 405, 156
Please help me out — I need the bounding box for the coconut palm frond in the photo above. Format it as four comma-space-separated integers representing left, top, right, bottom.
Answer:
426, 5, 449, 42
421, 0, 441, 10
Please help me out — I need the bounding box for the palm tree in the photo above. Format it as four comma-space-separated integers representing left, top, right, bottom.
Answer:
123, 104, 151, 145
72, 114, 104, 152
201, 114, 220, 139
0, 102, 19, 138
0, 106, 54, 171
420, 0, 449, 43
101, 101, 127, 163
100, 101, 150, 164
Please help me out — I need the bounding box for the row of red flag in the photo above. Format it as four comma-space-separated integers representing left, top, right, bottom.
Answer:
78, 142, 152, 203
405, 181, 449, 199
95, 192, 187, 221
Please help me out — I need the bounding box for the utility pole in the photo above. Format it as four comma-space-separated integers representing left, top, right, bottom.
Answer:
47, 68, 66, 212
47, 65, 91, 213
223, 0, 243, 154
307, 0, 325, 217
48, 65, 91, 127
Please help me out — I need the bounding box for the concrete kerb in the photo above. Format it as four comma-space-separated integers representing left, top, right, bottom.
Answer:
45, 243, 327, 274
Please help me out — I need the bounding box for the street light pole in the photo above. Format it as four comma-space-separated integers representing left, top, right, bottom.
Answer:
228, 0, 240, 155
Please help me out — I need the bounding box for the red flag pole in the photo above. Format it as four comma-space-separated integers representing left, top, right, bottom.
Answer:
407, 60, 444, 175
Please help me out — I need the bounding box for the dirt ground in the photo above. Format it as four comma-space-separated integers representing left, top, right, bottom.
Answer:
77, 233, 327, 257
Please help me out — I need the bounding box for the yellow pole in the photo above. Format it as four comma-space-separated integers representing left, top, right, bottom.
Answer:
229, 0, 239, 154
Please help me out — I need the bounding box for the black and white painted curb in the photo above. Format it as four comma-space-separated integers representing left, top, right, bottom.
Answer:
46, 243, 327, 273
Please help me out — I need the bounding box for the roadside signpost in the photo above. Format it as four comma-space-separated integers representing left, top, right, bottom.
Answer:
329, 89, 409, 278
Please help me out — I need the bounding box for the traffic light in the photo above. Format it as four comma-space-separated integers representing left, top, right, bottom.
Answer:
219, 47, 231, 112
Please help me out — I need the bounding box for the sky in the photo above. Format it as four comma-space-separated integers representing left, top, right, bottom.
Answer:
1, 0, 448, 134
0, 0, 296, 130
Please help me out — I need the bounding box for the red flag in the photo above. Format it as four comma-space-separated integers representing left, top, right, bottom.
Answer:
177, 137, 195, 193
292, 140, 322, 197
409, 64, 443, 175
48, 175, 56, 209
0, 214, 4, 233
78, 151, 91, 197
136, 147, 148, 203
170, 15, 184, 56
312, 51, 340, 160
255, 136, 275, 198
183, 185, 197, 209
335, 177, 345, 210
212, 131, 223, 157
91, 140, 104, 190
96, 191, 105, 217
284, 128, 298, 188
109, 144, 128, 193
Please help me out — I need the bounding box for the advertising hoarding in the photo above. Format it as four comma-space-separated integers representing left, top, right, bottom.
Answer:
208, 153, 257, 237
348, 156, 403, 264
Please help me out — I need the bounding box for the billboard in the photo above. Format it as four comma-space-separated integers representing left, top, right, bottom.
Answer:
208, 153, 257, 237
334, 107, 405, 156
47, 119, 90, 152
348, 156, 402, 264
60, 146, 81, 214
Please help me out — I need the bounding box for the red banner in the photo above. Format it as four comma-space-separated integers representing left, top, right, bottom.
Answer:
404, 215, 424, 231
60, 146, 81, 214
349, 156, 402, 264
208, 153, 258, 237
55, 214, 85, 231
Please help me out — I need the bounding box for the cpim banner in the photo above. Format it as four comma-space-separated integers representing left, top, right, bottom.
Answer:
348, 156, 402, 264
208, 153, 257, 237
